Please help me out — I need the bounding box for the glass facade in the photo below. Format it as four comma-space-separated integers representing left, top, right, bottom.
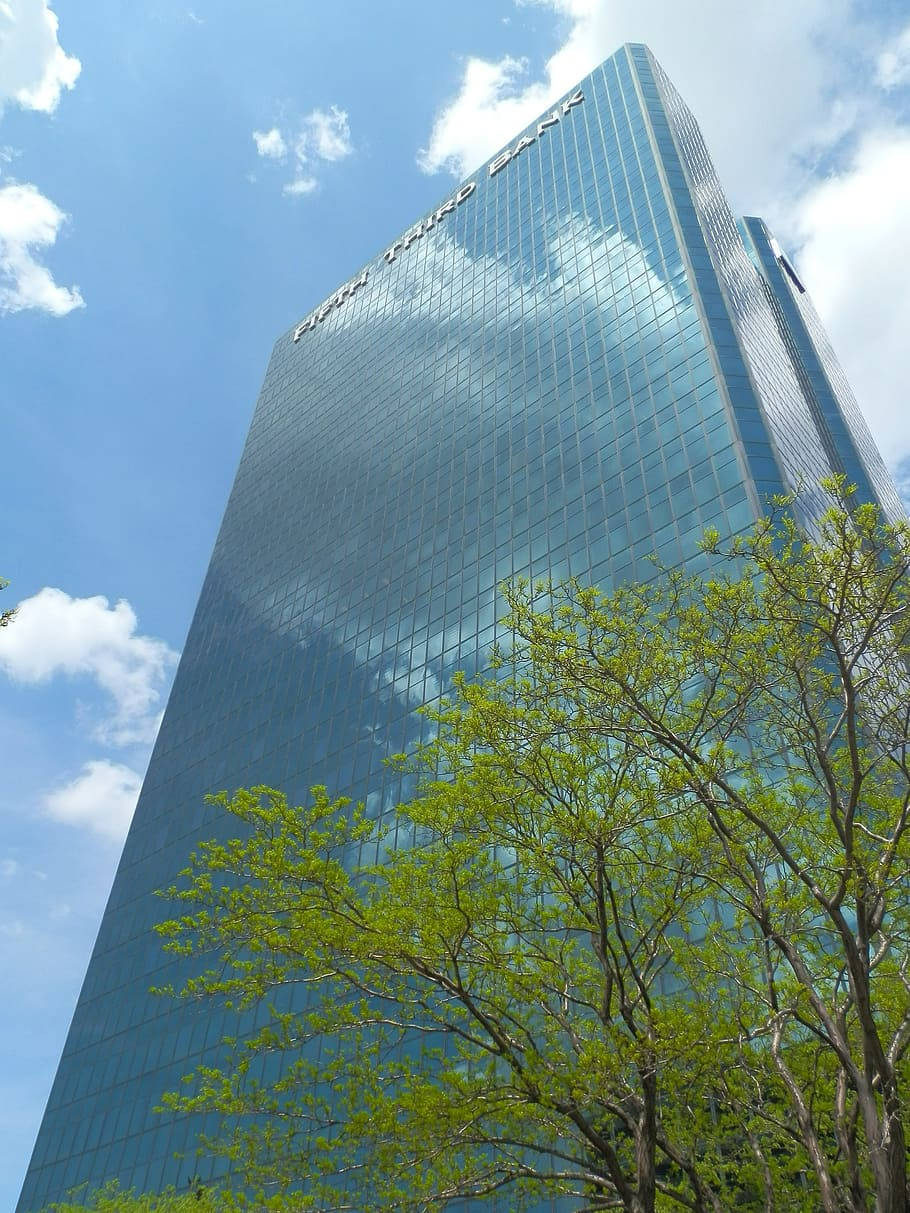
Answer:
17, 44, 903, 1210
738, 213, 905, 525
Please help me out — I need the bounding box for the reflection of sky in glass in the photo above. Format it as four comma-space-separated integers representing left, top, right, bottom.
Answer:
248, 213, 692, 726
644, 49, 902, 532
739, 215, 905, 525
23, 43, 902, 1211
20, 48, 756, 1206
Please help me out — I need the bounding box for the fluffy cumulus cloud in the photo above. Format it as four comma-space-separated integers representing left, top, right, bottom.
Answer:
300, 105, 353, 162
0, 587, 179, 745
283, 176, 318, 197
786, 128, 910, 470
252, 104, 353, 198
0, 0, 80, 116
0, 181, 83, 315
417, 54, 536, 176
417, 0, 858, 208
44, 760, 142, 841
417, 1, 910, 479
876, 20, 910, 90
0, 5, 82, 318
252, 126, 287, 159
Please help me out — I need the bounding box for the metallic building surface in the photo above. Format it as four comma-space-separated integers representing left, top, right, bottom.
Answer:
18, 44, 903, 1210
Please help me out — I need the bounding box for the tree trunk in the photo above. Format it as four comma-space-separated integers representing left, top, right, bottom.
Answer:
631, 1065, 658, 1213
746, 1126, 775, 1213
834, 1067, 868, 1213
771, 1024, 840, 1213
850, 1016, 908, 1213
866, 1099, 908, 1213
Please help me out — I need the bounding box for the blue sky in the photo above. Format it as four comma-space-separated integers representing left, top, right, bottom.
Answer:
2, 0, 910, 1205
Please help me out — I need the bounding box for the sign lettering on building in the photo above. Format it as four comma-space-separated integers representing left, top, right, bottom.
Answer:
292, 88, 585, 343
383, 182, 476, 265
488, 90, 584, 177
292, 269, 370, 342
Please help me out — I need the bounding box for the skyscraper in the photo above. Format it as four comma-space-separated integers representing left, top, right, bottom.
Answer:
17, 42, 904, 1211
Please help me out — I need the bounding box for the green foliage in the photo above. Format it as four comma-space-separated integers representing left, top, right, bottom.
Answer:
43, 1180, 214, 1211
1, 575, 16, 628
157, 482, 910, 1213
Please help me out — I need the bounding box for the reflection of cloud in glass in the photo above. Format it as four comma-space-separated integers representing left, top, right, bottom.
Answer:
252, 209, 691, 754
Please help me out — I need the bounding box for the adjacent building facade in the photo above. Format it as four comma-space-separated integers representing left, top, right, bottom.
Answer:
17, 43, 904, 1210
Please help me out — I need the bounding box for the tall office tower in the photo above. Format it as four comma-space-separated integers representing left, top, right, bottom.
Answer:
18, 42, 904, 1211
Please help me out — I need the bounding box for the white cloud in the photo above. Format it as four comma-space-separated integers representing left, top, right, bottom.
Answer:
44, 760, 141, 840
875, 22, 910, 90
0, 859, 19, 878
283, 176, 318, 197
253, 126, 287, 160
417, 0, 856, 210
0, 0, 81, 116
784, 128, 910, 469
0, 6, 82, 318
254, 104, 353, 198
0, 586, 179, 745
299, 105, 353, 162
416, 1, 910, 480
418, 55, 533, 176
0, 182, 83, 315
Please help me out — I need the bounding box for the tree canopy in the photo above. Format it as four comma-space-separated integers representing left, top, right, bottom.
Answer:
43, 1181, 212, 1212
1, 575, 16, 628
158, 484, 910, 1213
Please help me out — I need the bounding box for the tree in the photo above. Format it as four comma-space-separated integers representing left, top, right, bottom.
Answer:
43, 1181, 215, 1211
1, 575, 16, 628
158, 483, 910, 1212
